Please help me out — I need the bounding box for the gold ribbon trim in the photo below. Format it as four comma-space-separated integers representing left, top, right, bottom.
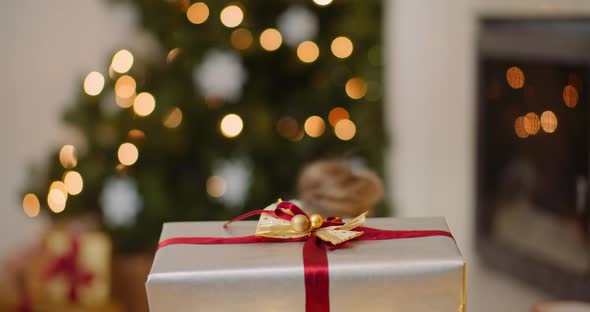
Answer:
255, 201, 366, 245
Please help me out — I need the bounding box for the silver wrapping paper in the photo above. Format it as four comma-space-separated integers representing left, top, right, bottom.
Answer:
146, 217, 465, 312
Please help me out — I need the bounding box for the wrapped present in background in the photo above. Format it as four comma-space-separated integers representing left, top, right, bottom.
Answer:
36, 230, 111, 306
0, 224, 123, 312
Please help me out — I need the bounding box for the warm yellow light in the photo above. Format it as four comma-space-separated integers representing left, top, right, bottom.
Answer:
22, 193, 40, 218
116, 163, 127, 173
276, 116, 299, 139
563, 85, 579, 108
259, 28, 282, 52
345, 77, 367, 99
231, 28, 253, 50
167, 48, 181, 64
128, 129, 145, 141
220, 114, 243, 138
186, 2, 209, 24
328, 107, 350, 126
313, 0, 333, 6
83, 71, 105, 96
331, 36, 353, 59
59, 145, 78, 169
220, 5, 243, 28
206, 176, 226, 198
118, 142, 139, 166
116, 94, 135, 108
163, 107, 183, 128
334, 119, 356, 140
48, 181, 68, 213
523, 112, 540, 135
115, 75, 136, 100
133, 92, 156, 117
506, 66, 525, 89
63, 171, 83, 195
297, 41, 319, 63
540, 111, 558, 133
111, 49, 134, 74
514, 116, 528, 139
304, 116, 325, 138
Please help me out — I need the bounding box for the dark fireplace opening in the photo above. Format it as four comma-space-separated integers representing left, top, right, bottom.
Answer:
476, 18, 590, 299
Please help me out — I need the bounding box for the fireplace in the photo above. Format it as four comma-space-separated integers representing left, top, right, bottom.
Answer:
476, 19, 590, 299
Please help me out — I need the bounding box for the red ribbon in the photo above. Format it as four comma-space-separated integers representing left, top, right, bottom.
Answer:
43, 237, 94, 303
157, 202, 453, 312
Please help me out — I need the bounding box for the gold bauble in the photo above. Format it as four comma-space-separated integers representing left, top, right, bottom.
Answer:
291, 214, 310, 233
309, 213, 323, 230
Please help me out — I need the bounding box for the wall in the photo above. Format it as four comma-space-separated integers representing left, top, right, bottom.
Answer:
0, 1, 135, 256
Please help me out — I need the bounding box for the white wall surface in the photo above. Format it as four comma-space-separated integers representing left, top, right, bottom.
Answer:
0, 1, 136, 256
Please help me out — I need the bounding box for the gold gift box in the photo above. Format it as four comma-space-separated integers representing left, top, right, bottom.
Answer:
28, 230, 113, 308
147, 217, 466, 312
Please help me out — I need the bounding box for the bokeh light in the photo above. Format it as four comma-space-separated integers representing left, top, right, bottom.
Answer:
514, 116, 528, 139
22, 193, 40, 218
297, 41, 319, 63
506, 66, 525, 89
220, 5, 243, 28
292, 130, 305, 142
331, 36, 353, 59
313, 0, 333, 6
345, 77, 367, 99
276, 116, 299, 139
178, 0, 190, 12
304, 116, 325, 138
128, 129, 145, 141
563, 85, 579, 108
83, 71, 105, 96
540, 110, 558, 133
259, 28, 282, 51
231, 28, 253, 50
328, 107, 350, 126
334, 119, 356, 140
115, 75, 136, 100
186, 2, 209, 24
59, 145, 78, 169
523, 112, 540, 135
48, 181, 68, 213
118, 142, 139, 166
111, 49, 134, 74
63, 171, 83, 195
206, 176, 226, 198
220, 114, 243, 138
167, 48, 181, 64
163, 107, 183, 128
133, 92, 156, 117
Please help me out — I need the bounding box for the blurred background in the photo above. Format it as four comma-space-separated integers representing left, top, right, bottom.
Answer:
1, 0, 590, 311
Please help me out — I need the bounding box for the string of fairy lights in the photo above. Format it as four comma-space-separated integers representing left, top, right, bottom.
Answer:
506, 66, 575, 139
22, 0, 370, 218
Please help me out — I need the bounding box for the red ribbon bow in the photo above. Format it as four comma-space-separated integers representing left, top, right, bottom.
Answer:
157, 201, 453, 312
43, 238, 94, 303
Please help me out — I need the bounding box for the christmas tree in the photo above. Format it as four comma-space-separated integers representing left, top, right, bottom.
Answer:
22, 0, 386, 253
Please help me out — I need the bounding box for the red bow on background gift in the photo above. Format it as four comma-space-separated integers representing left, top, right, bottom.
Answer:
43, 237, 94, 303
157, 201, 454, 312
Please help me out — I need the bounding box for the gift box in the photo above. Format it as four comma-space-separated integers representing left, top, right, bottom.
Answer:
24, 229, 113, 310
146, 203, 466, 312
